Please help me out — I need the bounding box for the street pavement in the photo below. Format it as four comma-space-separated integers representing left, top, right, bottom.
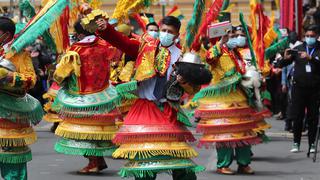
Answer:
28, 118, 320, 180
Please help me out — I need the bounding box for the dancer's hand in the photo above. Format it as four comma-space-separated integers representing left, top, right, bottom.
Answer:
96, 18, 107, 31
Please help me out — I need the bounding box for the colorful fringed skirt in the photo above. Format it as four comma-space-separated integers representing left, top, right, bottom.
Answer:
112, 99, 204, 178
0, 93, 43, 164
195, 88, 270, 149
53, 86, 121, 157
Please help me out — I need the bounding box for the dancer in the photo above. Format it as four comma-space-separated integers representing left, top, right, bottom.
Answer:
52, 20, 121, 174
0, 17, 43, 180
96, 16, 211, 180
193, 27, 269, 175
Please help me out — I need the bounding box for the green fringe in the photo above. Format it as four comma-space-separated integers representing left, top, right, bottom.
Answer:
265, 37, 289, 60
19, 0, 36, 19
11, 0, 69, 53
143, 0, 153, 7
0, 93, 44, 125
53, 87, 121, 117
116, 80, 138, 94
54, 142, 116, 157
0, 149, 32, 164
15, 23, 26, 35
119, 165, 205, 178
177, 112, 192, 127
168, 102, 192, 127
258, 132, 271, 143
116, 81, 138, 100
192, 74, 241, 101
185, 0, 205, 48
55, 96, 121, 117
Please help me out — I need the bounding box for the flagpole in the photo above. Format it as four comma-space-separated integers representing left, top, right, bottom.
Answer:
294, 0, 298, 34
162, 5, 165, 18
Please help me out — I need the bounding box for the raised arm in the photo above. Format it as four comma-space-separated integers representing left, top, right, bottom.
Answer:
96, 19, 140, 59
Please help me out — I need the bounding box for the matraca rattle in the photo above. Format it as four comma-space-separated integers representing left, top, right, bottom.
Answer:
80, 3, 109, 33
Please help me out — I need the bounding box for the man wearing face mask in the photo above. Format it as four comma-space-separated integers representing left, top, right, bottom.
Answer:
95, 16, 203, 180
146, 22, 159, 39
278, 25, 320, 154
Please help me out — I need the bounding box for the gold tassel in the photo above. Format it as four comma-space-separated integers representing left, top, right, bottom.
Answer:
113, 142, 198, 159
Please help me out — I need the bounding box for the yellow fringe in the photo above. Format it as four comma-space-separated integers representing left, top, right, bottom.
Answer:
0, 132, 37, 147
43, 113, 62, 123
119, 61, 135, 82
113, 142, 198, 159
112, 0, 155, 23
55, 122, 117, 140
254, 120, 272, 132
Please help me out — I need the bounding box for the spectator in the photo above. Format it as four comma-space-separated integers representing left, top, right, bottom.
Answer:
282, 31, 303, 131
278, 25, 320, 153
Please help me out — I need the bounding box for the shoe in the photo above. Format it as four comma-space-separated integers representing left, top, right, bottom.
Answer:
310, 144, 316, 153
77, 157, 100, 174
216, 167, 235, 175
237, 165, 255, 174
97, 157, 108, 171
290, 143, 300, 153
273, 112, 281, 118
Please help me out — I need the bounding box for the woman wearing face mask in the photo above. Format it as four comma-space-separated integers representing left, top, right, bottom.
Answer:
278, 25, 320, 154
193, 28, 269, 175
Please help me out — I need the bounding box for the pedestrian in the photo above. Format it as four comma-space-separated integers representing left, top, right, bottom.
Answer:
282, 31, 303, 132
278, 25, 320, 153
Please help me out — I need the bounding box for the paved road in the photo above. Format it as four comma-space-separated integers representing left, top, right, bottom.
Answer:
28, 119, 320, 180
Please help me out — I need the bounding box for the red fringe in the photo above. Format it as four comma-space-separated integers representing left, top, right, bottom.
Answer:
59, 110, 121, 121
195, 107, 255, 118
113, 132, 196, 144
197, 137, 262, 149
196, 122, 257, 134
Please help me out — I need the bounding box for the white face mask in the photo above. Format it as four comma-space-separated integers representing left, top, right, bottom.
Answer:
159, 32, 175, 47
237, 36, 247, 47
147, 31, 159, 39
226, 38, 238, 49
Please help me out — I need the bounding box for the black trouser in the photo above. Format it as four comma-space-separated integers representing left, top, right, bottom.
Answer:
135, 169, 197, 180
280, 91, 288, 118
291, 84, 319, 146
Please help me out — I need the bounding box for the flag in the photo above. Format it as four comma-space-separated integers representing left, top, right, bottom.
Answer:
10, 0, 69, 54
250, 0, 277, 70
167, 5, 185, 20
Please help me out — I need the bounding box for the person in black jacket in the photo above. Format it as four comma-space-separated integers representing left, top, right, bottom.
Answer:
278, 25, 320, 153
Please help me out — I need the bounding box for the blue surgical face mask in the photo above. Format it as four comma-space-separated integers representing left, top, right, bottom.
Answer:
148, 31, 159, 39
237, 36, 247, 47
226, 38, 238, 49
159, 32, 175, 47
305, 37, 316, 46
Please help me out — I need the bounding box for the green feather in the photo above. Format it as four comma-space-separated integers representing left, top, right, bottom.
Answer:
239, 12, 258, 68
185, 0, 205, 48
11, 0, 69, 53
265, 37, 289, 59
19, 0, 36, 19
221, 0, 230, 11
